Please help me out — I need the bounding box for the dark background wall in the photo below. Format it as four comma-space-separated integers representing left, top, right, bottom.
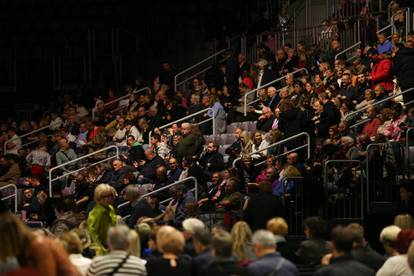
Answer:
0, 0, 275, 114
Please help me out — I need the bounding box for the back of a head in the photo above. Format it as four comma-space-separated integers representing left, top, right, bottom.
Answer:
252, 230, 276, 249
267, 217, 289, 237
0, 213, 33, 262
304, 216, 327, 239
346, 223, 364, 248
212, 230, 233, 258
396, 229, 414, 254
182, 218, 205, 236
394, 214, 414, 230
192, 227, 211, 247
156, 225, 185, 255
380, 225, 401, 247
59, 231, 83, 254
331, 226, 354, 254
107, 225, 131, 251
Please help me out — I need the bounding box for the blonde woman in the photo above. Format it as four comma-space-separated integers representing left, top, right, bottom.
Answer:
239, 130, 253, 157
87, 184, 117, 252
231, 221, 255, 264
394, 214, 414, 230
146, 225, 192, 276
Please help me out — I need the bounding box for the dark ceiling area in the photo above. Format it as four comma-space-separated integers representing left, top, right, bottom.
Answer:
0, 0, 274, 107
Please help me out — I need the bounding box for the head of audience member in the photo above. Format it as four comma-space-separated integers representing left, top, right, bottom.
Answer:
303, 216, 327, 240
107, 225, 131, 252
399, 181, 413, 203
181, 122, 192, 136
267, 217, 289, 241
145, 149, 156, 161
124, 185, 141, 204
207, 142, 219, 154
366, 104, 377, 120
231, 221, 253, 261
330, 226, 354, 257
156, 225, 185, 256
396, 229, 414, 254
252, 230, 277, 258
94, 184, 117, 207
261, 106, 273, 119
394, 214, 414, 230
192, 227, 211, 255
58, 138, 70, 151
168, 157, 178, 171
287, 152, 298, 166
211, 230, 233, 259
59, 231, 84, 255
346, 223, 366, 250
182, 218, 205, 241
112, 159, 124, 172
380, 225, 401, 257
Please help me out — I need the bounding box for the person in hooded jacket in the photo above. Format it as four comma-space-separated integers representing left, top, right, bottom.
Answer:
368, 48, 393, 94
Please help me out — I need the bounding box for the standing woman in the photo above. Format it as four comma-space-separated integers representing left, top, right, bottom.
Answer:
87, 184, 117, 254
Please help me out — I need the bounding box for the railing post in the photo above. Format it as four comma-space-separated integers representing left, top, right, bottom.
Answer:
0, 184, 18, 213
49, 145, 119, 196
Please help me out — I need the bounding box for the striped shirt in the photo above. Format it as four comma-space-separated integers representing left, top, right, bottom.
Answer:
86, 251, 147, 276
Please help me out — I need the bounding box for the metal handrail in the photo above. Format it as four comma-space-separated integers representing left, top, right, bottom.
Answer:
323, 160, 363, 219
148, 107, 215, 142
176, 56, 229, 88
92, 86, 151, 120
376, 24, 393, 37
344, 87, 414, 121
174, 48, 228, 92
142, 176, 198, 201
243, 68, 309, 116
4, 121, 62, 153
48, 145, 119, 196
0, 184, 18, 213
335, 41, 361, 60
232, 132, 311, 167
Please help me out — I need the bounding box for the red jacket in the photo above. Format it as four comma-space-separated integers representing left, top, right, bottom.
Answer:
371, 58, 393, 92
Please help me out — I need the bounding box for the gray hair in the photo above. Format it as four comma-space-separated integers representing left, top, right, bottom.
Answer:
212, 230, 233, 258
182, 218, 205, 235
252, 230, 276, 248
108, 225, 131, 251
124, 185, 141, 200
341, 136, 354, 147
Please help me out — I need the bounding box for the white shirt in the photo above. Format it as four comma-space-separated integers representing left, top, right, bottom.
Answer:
376, 254, 411, 276
70, 254, 92, 276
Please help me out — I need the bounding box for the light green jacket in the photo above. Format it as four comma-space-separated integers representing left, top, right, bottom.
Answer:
87, 203, 117, 249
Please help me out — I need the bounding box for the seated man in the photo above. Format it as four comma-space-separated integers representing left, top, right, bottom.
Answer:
256, 107, 275, 132
248, 230, 297, 276
99, 159, 128, 193
138, 149, 166, 183
124, 185, 161, 228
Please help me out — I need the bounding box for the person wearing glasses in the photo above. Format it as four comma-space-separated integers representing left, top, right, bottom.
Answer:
87, 184, 117, 253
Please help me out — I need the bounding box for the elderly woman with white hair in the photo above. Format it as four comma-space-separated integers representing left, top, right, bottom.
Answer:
340, 136, 361, 160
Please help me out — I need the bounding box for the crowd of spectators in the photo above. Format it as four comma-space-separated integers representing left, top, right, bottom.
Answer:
1, 0, 414, 275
